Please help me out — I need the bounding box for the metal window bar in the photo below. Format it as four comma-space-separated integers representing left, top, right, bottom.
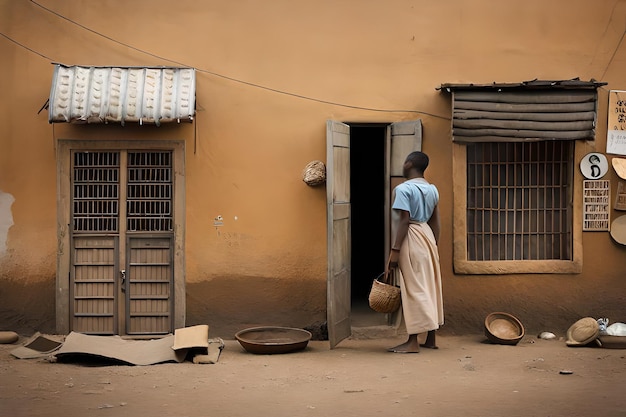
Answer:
466, 142, 573, 261
72, 152, 120, 232
127, 152, 173, 232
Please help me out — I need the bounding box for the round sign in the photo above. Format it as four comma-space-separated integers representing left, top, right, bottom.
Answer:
610, 214, 626, 245
580, 152, 608, 179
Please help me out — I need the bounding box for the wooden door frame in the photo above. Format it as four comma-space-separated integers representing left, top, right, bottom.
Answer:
325, 120, 422, 347
55, 139, 186, 335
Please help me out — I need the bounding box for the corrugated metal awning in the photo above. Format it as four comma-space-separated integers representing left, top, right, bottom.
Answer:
49, 64, 196, 125
438, 79, 607, 143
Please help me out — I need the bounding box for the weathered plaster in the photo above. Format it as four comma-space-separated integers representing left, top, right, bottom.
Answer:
2, 0, 626, 337
0, 190, 15, 257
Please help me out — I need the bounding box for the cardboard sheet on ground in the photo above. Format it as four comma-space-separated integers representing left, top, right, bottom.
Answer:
170, 325, 224, 363
55, 332, 186, 365
10, 332, 63, 359
172, 324, 209, 350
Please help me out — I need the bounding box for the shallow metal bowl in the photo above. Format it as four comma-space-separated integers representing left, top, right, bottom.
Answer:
235, 326, 312, 354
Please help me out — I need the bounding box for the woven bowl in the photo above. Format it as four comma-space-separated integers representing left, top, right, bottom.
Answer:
235, 326, 312, 354
302, 161, 326, 186
484, 312, 525, 345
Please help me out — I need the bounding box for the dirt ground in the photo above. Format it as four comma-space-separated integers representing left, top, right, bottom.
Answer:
0, 331, 625, 417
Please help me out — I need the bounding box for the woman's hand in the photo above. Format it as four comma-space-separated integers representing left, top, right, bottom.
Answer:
386, 249, 400, 273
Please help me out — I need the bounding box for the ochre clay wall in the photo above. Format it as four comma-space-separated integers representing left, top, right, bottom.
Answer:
1, 0, 625, 337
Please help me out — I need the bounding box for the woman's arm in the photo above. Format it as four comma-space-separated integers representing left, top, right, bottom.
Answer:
393, 210, 410, 250
387, 209, 410, 271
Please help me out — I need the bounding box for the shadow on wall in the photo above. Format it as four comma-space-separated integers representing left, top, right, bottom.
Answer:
0, 279, 56, 336
185, 276, 327, 340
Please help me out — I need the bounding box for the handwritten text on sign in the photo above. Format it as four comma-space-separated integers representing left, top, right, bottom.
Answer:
607, 90, 626, 155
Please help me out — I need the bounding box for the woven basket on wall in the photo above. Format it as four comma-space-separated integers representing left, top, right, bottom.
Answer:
302, 160, 326, 186
368, 272, 401, 314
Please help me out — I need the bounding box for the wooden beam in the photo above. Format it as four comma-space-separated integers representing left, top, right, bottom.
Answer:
453, 101, 595, 113
452, 128, 594, 140
454, 110, 595, 122
454, 119, 593, 131
454, 91, 596, 104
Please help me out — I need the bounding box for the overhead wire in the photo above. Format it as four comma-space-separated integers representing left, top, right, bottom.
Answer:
6, 1, 623, 118
600, 28, 626, 82
25, 0, 449, 120
0, 31, 53, 61
598, 0, 626, 82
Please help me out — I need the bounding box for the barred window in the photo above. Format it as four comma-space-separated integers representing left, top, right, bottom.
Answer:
72, 151, 120, 232
442, 80, 604, 274
466, 141, 573, 261
127, 151, 173, 232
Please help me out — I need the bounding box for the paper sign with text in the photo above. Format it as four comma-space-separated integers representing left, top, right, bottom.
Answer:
607, 90, 626, 155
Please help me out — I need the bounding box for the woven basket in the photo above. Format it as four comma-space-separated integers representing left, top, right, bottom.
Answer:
302, 160, 326, 186
368, 272, 401, 314
484, 312, 525, 345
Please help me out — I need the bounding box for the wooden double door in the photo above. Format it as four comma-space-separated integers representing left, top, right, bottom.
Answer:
56, 141, 186, 336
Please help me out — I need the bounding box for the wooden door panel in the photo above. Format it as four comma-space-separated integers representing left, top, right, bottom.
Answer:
126, 237, 173, 335
326, 120, 352, 348
71, 236, 118, 334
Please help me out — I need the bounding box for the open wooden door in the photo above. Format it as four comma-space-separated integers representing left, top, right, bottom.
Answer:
385, 120, 423, 251
385, 120, 423, 325
386, 120, 423, 181
326, 120, 351, 348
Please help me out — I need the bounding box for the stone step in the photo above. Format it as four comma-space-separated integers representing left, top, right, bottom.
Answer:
350, 325, 404, 340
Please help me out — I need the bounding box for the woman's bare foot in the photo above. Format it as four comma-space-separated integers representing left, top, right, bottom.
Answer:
420, 330, 438, 349
387, 335, 420, 353
387, 343, 419, 353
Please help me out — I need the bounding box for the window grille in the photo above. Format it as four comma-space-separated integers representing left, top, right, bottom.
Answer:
72, 152, 120, 232
466, 141, 573, 261
127, 152, 173, 232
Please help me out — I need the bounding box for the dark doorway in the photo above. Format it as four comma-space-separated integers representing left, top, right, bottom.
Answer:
349, 124, 387, 326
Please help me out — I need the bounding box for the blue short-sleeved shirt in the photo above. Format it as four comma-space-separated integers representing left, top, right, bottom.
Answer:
392, 178, 439, 223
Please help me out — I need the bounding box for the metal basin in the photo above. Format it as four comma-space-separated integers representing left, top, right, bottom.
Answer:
235, 326, 312, 354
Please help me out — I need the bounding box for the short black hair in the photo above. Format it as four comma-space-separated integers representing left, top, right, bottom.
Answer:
405, 151, 429, 173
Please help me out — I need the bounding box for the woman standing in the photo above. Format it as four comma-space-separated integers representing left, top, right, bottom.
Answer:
387, 151, 443, 353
